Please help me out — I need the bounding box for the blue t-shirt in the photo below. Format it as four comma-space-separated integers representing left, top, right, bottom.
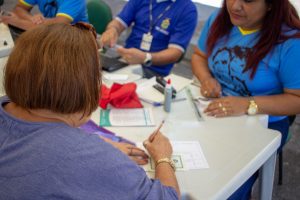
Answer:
117, 0, 197, 76
198, 11, 300, 122
0, 96, 178, 200
20, 0, 88, 23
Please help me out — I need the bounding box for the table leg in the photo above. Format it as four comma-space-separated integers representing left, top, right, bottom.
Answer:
259, 152, 277, 200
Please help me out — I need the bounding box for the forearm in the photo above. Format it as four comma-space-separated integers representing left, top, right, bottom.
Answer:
254, 91, 300, 116
155, 163, 180, 199
151, 47, 182, 66
13, 5, 32, 21
5, 17, 35, 30
191, 48, 213, 83
106, 20, 125, 37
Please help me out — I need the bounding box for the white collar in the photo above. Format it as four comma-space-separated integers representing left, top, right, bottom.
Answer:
156, 0, 176, 3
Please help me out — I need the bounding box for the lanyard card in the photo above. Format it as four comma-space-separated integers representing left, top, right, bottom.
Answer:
140, 33, 153, 51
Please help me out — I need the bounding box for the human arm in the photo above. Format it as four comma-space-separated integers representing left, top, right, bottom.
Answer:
100, 19, 126, 48
143, 131, 180, 198
191, 47, 222, 97
117, 46, 182, 66
204, 90, 300, 117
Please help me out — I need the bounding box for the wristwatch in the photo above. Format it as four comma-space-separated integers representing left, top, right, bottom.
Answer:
143, 53, 152, 67
156, 157, 176, 171
247, 99, 258, 115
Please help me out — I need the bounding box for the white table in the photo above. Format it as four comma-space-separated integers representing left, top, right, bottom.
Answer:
93, 67, 281, 200
0, 25, 280, 199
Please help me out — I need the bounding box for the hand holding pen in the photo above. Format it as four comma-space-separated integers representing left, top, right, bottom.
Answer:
143, 120, 173, 161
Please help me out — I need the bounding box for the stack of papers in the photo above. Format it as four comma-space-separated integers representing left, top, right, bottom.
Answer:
139, 141, 209, 171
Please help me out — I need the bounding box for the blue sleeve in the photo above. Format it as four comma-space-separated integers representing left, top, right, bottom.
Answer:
52, 134, 178, 200
279, 38, 300, 89
57, 0, 86, 22
169, 4, 197, 50
198, 9, 219, 53
117, 0, 138, 27
21, 0, 36, 6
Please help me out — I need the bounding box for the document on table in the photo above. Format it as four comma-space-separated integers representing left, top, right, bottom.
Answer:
139, 141, 209, 171
100, 108, 155, 127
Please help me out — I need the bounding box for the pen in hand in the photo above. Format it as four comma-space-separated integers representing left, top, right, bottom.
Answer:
149, 120, 165, 142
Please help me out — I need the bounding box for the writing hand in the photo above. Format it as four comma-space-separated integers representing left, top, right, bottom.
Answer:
117, 47, 146, 64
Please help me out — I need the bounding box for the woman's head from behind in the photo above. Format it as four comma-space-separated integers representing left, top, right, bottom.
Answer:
4, 23, 101, 120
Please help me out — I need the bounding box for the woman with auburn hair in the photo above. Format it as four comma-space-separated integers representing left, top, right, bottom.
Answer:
0, 23, 180, 200
192, 0, 300, 199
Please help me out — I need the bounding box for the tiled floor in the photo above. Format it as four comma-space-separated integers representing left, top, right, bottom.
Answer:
1, 0, 300, 199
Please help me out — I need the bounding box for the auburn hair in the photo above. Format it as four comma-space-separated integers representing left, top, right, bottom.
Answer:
4, 23, 101, 115
206, 0, 300, 78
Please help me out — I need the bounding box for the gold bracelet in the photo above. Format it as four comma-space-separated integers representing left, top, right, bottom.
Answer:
156, 157, 176, 171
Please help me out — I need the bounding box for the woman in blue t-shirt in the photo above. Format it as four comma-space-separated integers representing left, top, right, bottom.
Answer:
192, 0, 300, 199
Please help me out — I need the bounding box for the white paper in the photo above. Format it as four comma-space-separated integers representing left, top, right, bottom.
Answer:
100, 108, 155, 127
139, 141, 209, 171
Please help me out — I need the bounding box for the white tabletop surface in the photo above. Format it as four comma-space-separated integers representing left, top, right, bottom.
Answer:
91, 82, 281, 199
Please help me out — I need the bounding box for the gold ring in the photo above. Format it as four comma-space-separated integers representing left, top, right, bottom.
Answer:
222, 107, 226, 112
218, 102, 222, 108
204, 90, 208, 95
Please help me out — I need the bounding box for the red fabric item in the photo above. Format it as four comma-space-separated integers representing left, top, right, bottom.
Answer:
99, 83, 143, 109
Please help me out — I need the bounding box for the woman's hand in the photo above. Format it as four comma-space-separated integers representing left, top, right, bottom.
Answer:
200, 77, 222, 98
101, 137, 149, 165
204, 96, 249, 117
143, 131, 172, 162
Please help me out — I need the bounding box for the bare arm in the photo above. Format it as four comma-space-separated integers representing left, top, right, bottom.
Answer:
101, 19, 126, 47
13, 2, 33, 21
255, 89, 300, 115
144, 132, 180, 199
117, 46, 182, 66
191, 47, 221, 97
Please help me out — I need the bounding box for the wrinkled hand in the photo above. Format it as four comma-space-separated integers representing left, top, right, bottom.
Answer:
204, 96, 249, 117
30, 14, 45, 25
117, 47, 146, 65
102, 137, 149, 165
100, 28, 119, 48
143, 131, 172, 162
200, 77, 222, 98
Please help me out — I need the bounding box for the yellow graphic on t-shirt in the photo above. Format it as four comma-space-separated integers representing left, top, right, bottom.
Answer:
161, 18, 170, 30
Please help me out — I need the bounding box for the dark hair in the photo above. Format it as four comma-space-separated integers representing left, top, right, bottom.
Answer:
4, 23, 101, 115
206, 0, 300, 78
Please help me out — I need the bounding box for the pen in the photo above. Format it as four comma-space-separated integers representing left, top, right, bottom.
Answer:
186, 87, 203, 120
150, 120, 165, 142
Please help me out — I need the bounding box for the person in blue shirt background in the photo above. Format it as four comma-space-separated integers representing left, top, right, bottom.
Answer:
192, 0, 300, 199
101, 0, 197, 78
0, 0, 88, 30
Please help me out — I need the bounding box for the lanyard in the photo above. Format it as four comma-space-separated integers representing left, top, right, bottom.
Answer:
148, 0, 174, 33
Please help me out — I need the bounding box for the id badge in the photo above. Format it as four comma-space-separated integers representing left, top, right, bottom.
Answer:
140, 33, 153, 51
